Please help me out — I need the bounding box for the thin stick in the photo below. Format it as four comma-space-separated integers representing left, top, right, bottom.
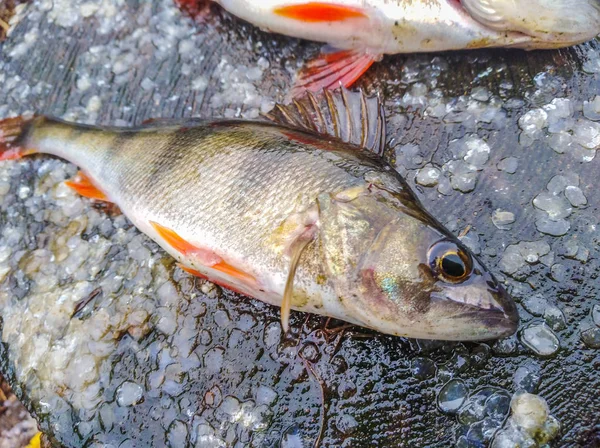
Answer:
459, 224, 472, 238
301, 357, 326, 448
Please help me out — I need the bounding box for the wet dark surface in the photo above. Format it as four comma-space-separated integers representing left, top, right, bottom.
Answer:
0, 1, 599, 447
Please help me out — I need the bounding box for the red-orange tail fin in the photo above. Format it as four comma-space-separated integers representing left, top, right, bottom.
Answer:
0, 115, 36, 161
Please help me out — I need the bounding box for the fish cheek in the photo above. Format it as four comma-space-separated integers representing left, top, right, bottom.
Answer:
359, 264, 434, 321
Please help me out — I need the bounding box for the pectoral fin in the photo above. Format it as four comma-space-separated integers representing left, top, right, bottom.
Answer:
281, 236, 313, 332
290, 48, 379, 99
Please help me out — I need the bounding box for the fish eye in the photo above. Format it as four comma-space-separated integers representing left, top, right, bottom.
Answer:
428, 240, 472, 283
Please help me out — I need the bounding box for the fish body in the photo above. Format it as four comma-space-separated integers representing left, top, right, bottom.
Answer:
197, 0, 600, 93
215, 0, 600, 52
0, 91, 518, 340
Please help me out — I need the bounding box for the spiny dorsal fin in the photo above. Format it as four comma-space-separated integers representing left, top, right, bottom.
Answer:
265, 87, 386, 156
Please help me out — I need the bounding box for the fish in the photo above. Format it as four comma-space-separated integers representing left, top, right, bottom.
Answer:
0, 88, 518, 340
179, 0, 600, 94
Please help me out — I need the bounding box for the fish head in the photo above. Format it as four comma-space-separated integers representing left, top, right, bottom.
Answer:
460, 0, 600, 48
318, 184, 518, 341
354, 216, 518, 340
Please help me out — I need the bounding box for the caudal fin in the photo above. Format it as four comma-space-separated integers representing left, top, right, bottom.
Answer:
0, 115, 36, 160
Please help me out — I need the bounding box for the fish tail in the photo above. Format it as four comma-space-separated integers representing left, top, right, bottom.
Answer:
0, 115, 38, 160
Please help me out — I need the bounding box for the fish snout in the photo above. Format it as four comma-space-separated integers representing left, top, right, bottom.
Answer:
425, 255, 519, 341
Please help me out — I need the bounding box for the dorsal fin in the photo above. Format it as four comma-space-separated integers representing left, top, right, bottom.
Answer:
264, 87, 386, 156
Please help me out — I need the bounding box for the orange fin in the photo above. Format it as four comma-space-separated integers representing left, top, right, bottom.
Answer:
177, 263, 252, 296
152, 222, 257, 284
274, 3, 367, 22
212, 260, 256, 285
65, 171, 110, 202
0, 116, 36, 160
150, 221, 223, 267
177, 262, 208, 279
291, 48, 378, 97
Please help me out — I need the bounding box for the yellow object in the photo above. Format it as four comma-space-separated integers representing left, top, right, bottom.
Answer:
25, 432, 41, 448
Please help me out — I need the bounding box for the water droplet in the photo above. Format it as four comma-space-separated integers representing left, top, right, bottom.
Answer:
520, 324, 560, 356
437, 379, 468, 414
497, 157, 519, 174
510, 393, 549, 434
522, 294, 549, 316
337, 379, 357, 399
280, 424, 309, 448
415, 164, 441, 187
543, 306, 566, 331
411, 357, 437, 381
167, 420, 188, 448
485, 393, 511, 422
203, 347, 224, 374
580, 327, 600, 348
535, 216, 570, 237
492, 209, 515, 230
583, 95, 600, 120
592, 304, 600, 327
255, 385, 278, 405
564, 186, 587, 207
513, 361, 541, 393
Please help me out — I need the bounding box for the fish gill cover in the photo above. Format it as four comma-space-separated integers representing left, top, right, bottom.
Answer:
0, 0, 598, 447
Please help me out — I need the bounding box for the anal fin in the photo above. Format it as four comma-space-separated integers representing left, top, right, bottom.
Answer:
291, 48, 379, 98
65, 171, 110, 202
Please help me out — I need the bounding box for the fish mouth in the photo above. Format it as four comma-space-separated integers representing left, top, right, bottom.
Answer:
429, 269, 519, 340
459, 0, 600, 48
457, 306, 519, 339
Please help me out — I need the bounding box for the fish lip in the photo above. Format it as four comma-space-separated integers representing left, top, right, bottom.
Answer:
457, 306, 519, 338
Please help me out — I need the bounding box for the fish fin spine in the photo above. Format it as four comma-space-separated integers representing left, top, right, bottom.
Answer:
65, 171, 110, 202
290, 48, 378, 97
273, 3, 368, 22
265, 86, 386, 155
0, 115, 37, 161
